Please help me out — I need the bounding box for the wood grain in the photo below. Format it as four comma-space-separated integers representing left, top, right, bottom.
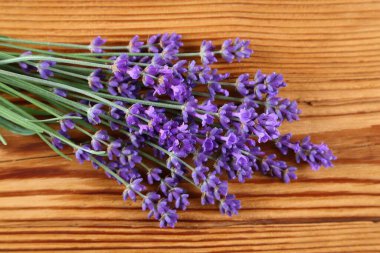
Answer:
0, 0, 380, 252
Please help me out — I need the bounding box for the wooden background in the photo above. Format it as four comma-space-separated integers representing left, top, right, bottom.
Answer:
0, 0, 380, 252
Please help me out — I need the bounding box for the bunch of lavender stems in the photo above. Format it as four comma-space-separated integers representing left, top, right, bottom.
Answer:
0, 34, 336, 228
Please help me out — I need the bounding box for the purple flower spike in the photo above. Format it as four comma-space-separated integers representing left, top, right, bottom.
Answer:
221, 39, 234, 63
274, 133, 294, 155
236, 73, 253, 96
59, 113, 77, 132
266, 97, 301, 122
37, 60, 56, 79
54, 88, 67, 97
112, 53, 129, 80
161, 44, 179, 62
75, 144, 92, 164
127, 65, 142, 80
275, 134, 336, 170
142, 192, 160, 212
232, 38, 253, 62
89, 36, 106, 53
88, 69, 104, 92
220, 38, 253, 63
192, 166, 209, 185
91, 130, 109, 151
18, 51, 35, 73
51, 130, 69, 150
257, 153, 298, 183
147, 33, 183, 54
297, 137, 337, 170
51, 137, 63, 150
147, 168, 162, 184
123, 178, 146, 202
219, 194, 241, 216
107, 139, 122, 160
218, 103, 236, 128
181, 96, 198, 122
265, 72, 286, 93
130, 177, 146, 192
129, 35, 144, 53
251, 113, 280, 143
147, 34, 162, 53
159, 209, 178, 228
160, 33, 183, 49
87, 103, 104, 125
200, 40, 217, 65
283, 167, 297, 183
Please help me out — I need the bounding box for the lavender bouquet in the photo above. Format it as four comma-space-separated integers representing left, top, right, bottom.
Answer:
0, 34, 336, 228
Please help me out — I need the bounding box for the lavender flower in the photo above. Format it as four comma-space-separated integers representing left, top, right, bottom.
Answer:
129, 35, 144, 53
219, 194, 240, 216
296, 136, 336, 170
232, 38, 253, 62
89, 36, 106, 53
87, 103, 104, 125
107, 139, 122, 160
127, 65, 142, 80
123, 178, 146, 202
147, 33, 183, 53
88, 69, 104, 92
3, 33, 336, 228
51, 130, 69, 150
257, 154, 298, 183
54, 88, 67, 97
147, 168, 162, 184
18, 51, 35, 73
59, 113, 77, 132
275, 134, 336, 170
37, 59, 56, 79
236, 73, 252, 96
167, 187, 190, 210
221, 38, 253, 63
75, 145, 92, 164
159, 207, 178, 228
91, 130, 109, 151
265, 97, 301, 122
220, 39, 234, 63
200, 40, 217, 65
112, 53, 129, 80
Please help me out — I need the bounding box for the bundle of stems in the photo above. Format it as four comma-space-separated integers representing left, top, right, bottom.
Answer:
0, 34, 335, 227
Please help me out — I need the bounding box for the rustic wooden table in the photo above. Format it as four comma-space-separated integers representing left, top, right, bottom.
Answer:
0, 0, 379, 252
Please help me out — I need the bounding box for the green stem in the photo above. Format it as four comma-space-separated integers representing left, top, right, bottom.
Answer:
192, 91, 242, 102
145, 141, 194, 172
0, 133, 7, 145
0, 36, 156, 51
55, 65, 93, 74
0, 56, 111, 69
69, 52, 155, 57
27, 116, 82, 123
0, 103, 85, 151
90, 157, 146, 199
0, 36, 91, 49
95, 92, 183, 110
50, 67, 90, 80
0, 69, 129, 114
0, 78, 103, 154
69, 52, 207, 58
0, 42, 114, 64
175, 52, 201, 57
139, 151, 197, 187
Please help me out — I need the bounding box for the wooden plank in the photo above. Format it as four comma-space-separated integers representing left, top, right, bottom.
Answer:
0, 155, 380, 222
0, 0, 379, 252
0, 222, 379, 252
